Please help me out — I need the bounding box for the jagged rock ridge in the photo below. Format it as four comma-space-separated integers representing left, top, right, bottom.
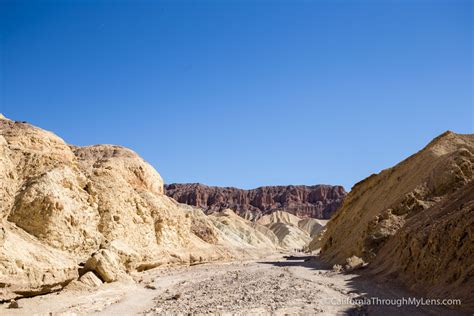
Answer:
165, 183, 346, 220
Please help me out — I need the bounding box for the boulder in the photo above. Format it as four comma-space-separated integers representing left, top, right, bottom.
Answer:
84, 249, 126, 283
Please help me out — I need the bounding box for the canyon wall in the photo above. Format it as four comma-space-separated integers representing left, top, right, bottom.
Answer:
310, 131, 474, 309
0, 116, 281, 301
165, 183, 346, 220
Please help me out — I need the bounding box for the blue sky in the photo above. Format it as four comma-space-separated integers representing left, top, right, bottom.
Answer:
0, 0, 472, 190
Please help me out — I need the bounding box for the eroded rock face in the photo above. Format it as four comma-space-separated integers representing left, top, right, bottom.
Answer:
8, 166, 101, 257
372, 182, 474, 308
0, 223, 78, 300
0, 115, 280, 301
311, 131, 474, 309
165, 184, 346, 220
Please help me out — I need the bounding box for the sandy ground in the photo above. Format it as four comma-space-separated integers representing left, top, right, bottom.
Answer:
0, 253, 465, 315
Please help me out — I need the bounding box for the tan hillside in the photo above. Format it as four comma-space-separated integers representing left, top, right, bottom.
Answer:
208, 209, 279, 249
257, 210, 325, 249
0, 116, 280, 301
313, 131, 473, 261
371, 181, 474, 308
266, 222, 311, 249
258, 210, 325, 237
257, 210, 302, 227
298, 218, 327, 237
310, 131, 473, 307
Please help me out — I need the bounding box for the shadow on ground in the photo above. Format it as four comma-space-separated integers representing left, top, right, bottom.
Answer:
259, 254, 469, 316
263, 255, 332, 270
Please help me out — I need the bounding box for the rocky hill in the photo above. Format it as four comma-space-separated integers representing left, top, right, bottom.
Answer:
0, 116, 283, 301
257, 211, 326, 249
309, 131, 474, 309
165, 183, 346, 220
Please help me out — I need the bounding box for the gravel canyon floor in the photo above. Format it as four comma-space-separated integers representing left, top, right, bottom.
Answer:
0, 253, 460, 316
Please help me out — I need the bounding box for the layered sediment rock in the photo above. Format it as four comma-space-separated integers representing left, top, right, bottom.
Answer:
256, 211, 325, 249
310, 131, 474, 309
0, 116, 279, 300
165, 184, 346, 220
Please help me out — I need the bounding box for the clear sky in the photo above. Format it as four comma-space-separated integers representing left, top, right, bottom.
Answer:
0, 0, 472, 190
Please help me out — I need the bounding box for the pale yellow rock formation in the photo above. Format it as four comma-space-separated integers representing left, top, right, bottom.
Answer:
257, 211, 301, 227
257, 210, 325, 249
0, 222, 78, 300
0, 117, 281, 300
297, 218, 326, 237
209, 209, 278, 250
266, 222, 311, 249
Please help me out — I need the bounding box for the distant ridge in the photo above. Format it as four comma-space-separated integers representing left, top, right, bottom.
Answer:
165, 183, 346, 220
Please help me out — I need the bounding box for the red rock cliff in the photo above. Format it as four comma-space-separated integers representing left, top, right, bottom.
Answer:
165, 183, 346, 220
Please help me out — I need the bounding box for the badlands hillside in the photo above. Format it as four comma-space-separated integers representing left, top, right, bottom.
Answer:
257, 211, 327, 249
165, 183, 346, 220
0, 115, 309, 301
310, 131, 474, 308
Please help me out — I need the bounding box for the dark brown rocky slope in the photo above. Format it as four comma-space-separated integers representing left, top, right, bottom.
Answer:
165, 183, 346, 220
